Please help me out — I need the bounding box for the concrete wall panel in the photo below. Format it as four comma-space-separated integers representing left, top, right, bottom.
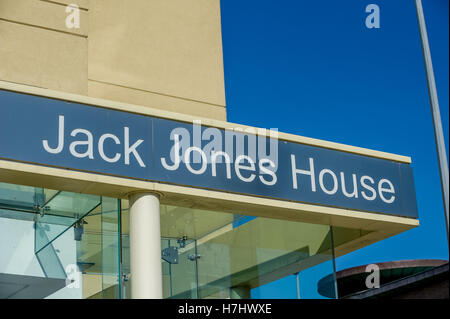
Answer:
0, 21, 87, 94
88, 0, 226, 111
0, 0, 88, 36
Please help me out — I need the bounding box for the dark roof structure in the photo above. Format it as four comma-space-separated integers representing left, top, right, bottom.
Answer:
318, 259, 449, 299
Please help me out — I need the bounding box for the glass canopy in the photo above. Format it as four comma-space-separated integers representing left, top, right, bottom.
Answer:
0, 181, 369, 299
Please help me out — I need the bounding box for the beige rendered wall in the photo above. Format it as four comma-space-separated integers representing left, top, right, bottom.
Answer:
0, 0, 226, 120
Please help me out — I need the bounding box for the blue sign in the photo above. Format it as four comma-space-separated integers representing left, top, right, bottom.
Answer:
0, 89, 418, 218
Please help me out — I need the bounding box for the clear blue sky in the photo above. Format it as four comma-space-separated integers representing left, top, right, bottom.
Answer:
220, 0, 449, 298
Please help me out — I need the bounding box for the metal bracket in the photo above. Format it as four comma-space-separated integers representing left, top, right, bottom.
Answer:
73, 219, 87, 241
162, 246, 179, 264
188, 253, 201, 261
36, 205, 50, 217
122, 273, 130, 282
177, 236, 188, 248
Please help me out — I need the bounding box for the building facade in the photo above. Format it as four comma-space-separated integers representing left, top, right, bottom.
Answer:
0, 1, 419, 299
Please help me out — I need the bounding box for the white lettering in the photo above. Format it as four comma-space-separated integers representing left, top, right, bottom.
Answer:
69, 128, 93, 159
378, 178, 395, 203
184, 147, 207, 175
211, 151, 231, 179
319, 169, 338, 195
259, 158, 277, 186
340, 172, 358, 198
291, 155, 316, 191
161, 134, 181, 171
361, 175, 377, 200
98, 133, 121, 163
42, 115, 65, 154
235, 155, 256, 183
124, 127, 145, 167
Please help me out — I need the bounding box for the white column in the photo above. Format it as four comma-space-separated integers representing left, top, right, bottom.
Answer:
129, 192, 163, 299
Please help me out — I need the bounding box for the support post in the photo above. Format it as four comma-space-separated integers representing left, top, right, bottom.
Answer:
129, 192, 163, 299
415, 0, 449, 244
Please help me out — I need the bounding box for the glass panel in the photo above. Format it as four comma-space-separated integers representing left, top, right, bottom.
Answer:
195, 215, 337, 299
118, 203, 364, 299
119, 204, 131, 299
297, 258, 336, 299
77, 205, 103, 298
250, 274, 297, 299
101, 197, 121, 299
41, 191, 101, 219
35, 192, 101, 253
32, 191, 100, 289
75, 198, 122, 299
120, 201, 234, 242
118, 200, 376, 300
43, 224, 84, 299
0, 208, 36, 222
161, 239, 171, 297
35, 227, 67, 280
0, 181, 125, 299
0, 182, 45, 212
165, 238, 198, 299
